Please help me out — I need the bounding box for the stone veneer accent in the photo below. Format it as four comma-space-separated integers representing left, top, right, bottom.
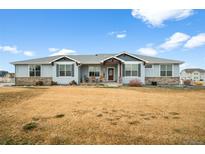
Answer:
15, 77, 52, 86
145, 77, 180, 85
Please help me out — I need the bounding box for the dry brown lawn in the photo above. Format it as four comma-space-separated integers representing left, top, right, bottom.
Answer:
0, 86, 205, 145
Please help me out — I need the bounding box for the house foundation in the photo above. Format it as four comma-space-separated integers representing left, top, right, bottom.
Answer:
145, 77, 180, 85
15, 77, 52, 86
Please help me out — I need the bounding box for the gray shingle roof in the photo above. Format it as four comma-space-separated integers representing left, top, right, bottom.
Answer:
133, 54, 183, 64
183, 68, 205, 73
11, 53, 183, 65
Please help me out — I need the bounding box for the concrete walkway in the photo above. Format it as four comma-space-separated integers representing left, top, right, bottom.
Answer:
102, 82, 122, 87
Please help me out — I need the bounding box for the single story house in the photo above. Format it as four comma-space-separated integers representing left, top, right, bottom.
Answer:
11, 52, 183, 86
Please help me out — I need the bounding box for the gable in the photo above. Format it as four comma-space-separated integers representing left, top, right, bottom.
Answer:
55, 57, 74, 62
117, 53, 144, 62
103, 57, 122, 65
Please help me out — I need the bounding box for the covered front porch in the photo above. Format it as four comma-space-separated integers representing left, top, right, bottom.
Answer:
79, 57, 123, 83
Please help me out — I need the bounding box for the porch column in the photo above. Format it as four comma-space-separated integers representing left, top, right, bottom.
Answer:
119, 62, 122, 83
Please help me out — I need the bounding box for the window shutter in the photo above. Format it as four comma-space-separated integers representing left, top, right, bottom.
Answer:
72, 64, 74, 77
138, 64, 141, 77
56, 64, 59, 77
122, 64, 125, 76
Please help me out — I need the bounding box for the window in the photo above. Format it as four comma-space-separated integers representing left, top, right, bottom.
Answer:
124, 64, 140, 77
160, 64, 172, 77
125, 64, 131, 76
57, 64, 73, 77
194, 73, 198, 75
145, 64, 152, 68
29, 65, 41, 77
88, 66, 100, 77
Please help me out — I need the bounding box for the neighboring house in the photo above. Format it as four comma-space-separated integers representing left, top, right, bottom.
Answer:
180, 68, 205, 81
0, 71, 15, 83
11, 52, 183, 86
0, 70, 8, 77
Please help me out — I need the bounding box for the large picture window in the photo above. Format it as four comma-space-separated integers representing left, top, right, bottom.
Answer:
57, 64, 73, 77
29, 65, 41, 77
88, 66, 100, 77
124, 64, 140, 77
160, 64, 172, 76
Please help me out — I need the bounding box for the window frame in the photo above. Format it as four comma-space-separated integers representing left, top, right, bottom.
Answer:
29, 65, 41, 77
160, 64, 172, 77
88, 66, 101, 77
57, 64, 73, 77
124, 64, 140, 77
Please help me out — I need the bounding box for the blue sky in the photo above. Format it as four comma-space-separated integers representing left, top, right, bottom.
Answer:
0, 9, 205, 72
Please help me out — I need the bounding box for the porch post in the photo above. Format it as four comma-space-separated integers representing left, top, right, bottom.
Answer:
119, 62, 122, 83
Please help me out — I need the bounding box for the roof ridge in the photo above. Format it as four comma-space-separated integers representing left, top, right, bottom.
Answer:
11, 53, 184, 65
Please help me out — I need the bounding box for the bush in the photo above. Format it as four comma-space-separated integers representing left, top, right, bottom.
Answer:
151, 81, 157, 86
129, 79, 143, 87
51, 81, 58, 85
183, 80, 192, 86
193, 81, 204, 86
69, 80, 77, 85
35, 81, 43, 86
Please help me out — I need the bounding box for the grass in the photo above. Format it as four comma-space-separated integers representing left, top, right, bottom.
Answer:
0, 86, 205, 144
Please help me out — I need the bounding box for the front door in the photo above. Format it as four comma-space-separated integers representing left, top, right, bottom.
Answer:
108, 68, 114, 81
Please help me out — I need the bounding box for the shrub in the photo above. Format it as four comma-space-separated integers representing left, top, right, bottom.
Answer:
129, 79, 143, 87
183, 80, 192, 86
22, 122, 37, 131
151, 81, 157, 86
35, 81, 43, 86
69, 80, 77, 85
51, 81, 58, 85
193, 81, 204, 86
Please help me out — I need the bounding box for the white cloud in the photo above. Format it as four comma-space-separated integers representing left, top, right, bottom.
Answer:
0, 45, 19, 54
184, 33, 205, 48
159, 32, 190, 50
48, 48, 59, 52
131, 9, 193, 27
50, 48, 76, 56
116, 33, 126, 39
0, 45, 34, 56
23, 51, 34, 57
108, 30, 127, 39
138, 47, 157, 56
